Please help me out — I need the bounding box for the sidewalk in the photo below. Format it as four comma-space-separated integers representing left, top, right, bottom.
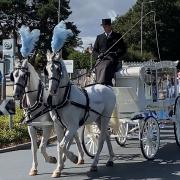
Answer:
0, 135, 57, 153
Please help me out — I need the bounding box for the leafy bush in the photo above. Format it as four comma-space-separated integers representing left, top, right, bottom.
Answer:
0, 107, 30, 148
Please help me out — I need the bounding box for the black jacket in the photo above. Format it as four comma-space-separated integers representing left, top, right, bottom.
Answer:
93, 31, 126, 62
92, 31, 126, 86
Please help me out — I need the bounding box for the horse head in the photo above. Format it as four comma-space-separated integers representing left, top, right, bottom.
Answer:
11, 59, 30, 100
45, 21, 73, 96
45, 51, 63, 96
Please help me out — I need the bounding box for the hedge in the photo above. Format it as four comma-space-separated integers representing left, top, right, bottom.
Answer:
0, 108, 30, 148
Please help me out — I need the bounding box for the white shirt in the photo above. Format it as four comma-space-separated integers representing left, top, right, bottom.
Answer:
105, 31, 112, 38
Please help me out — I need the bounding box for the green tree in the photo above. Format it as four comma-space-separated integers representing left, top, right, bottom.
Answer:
113, 0, 180, 61
0, 0, 81, 63
67, 48, 93, 69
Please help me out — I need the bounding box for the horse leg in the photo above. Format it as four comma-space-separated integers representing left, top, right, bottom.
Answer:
90, 119, 108, 172
105, 130, 115, 167
74, 132, 84, 164
51, 122, 65, 178
28, 126, 38, 176
60, 128, 79, 164
39, 126, 57, 164
62, 131, 84, 165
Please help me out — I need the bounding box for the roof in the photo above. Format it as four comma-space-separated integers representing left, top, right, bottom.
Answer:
116, 60, 178, 78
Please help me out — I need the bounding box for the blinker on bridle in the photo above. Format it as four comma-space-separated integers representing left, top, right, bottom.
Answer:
45, 60, 62, 83
11, 67, 30, 90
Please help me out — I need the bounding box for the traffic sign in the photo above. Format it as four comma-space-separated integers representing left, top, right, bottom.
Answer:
63, 60, 74, 73
3, 39, 15, 74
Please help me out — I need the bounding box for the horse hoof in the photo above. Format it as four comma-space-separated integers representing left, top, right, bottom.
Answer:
51, 171, 61, 178
90, 166, 98, 172
72, 155, 78, 164
106, 161, 114, 167
77, 159, 84, 165
29, 169, 38, 176
49, 156, 57, 164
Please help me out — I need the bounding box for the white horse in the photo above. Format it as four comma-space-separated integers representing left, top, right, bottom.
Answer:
11, 59, 84, 176
45, 52, 116, 178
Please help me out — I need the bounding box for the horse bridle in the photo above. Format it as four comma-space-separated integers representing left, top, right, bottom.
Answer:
45, 60, 63, 87
10, 64, 43, 110
11, 65, 45, 125
11, 67, 30, 92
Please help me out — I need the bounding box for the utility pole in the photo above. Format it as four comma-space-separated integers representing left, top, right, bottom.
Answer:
141, 1, 155, 56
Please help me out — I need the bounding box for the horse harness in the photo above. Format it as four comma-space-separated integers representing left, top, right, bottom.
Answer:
18, 60, 102, 127
49, 82, 103, 128
20, 80, 45, 125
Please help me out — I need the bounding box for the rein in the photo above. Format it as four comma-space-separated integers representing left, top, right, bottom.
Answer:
22, 80, 44, 111
20, 80, 46, 125
23, 82, 71, 126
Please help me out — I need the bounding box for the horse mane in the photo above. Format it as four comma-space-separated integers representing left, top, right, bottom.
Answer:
27, 62, 41, 81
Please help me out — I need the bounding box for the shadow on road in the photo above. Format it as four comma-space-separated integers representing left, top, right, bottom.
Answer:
62, 142, 180, 180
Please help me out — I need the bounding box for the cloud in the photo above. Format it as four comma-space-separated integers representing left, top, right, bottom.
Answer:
81, 36, 96, 48
68, 0, 136, 47
108, 10, 117, 21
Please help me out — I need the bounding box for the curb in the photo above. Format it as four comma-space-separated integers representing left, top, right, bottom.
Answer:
0, 135, 57, 154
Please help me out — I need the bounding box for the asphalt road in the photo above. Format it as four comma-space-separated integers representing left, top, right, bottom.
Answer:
0, 125, 180, 180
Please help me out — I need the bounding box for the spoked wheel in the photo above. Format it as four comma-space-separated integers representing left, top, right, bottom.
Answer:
115, 122, 128, 146
174, 97, 180, 147
140, 116, 160, 160
81, 124, 100, 158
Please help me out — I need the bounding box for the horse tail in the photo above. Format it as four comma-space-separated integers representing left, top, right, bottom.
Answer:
109, 105, 120, 134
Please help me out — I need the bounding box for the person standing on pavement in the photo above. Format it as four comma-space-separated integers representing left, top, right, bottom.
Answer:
93, 18, 127, 86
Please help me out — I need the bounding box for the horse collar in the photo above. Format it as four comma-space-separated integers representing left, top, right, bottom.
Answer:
51, 82, 72, 109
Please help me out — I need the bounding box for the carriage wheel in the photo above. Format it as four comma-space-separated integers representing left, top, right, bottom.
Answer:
115, 122, 128, 146
174, 97, 180, 147
140, 116, 160, 160
81, 124, 100, 158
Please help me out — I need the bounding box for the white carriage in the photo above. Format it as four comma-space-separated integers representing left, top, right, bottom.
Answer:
82, 60, 180, 160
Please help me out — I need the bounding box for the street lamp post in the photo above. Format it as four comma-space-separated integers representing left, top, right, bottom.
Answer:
58, 0, 62, 58
88, 43, 93, 69
141, 1, 155, 55
58, 0, 61, 23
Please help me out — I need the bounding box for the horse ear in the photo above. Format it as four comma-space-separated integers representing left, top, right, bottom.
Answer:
10, 72, 14, 82
46, 50, 51, 61
44, 67, 48, 76
57, 52, 61, 60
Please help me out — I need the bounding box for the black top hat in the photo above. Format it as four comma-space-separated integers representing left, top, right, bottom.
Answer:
101, 18, 111, 26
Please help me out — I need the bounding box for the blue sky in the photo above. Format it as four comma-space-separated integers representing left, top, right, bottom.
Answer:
68, 0, 137, 48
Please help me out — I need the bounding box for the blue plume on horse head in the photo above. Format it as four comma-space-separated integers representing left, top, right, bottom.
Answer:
51, 21, 73, 53
19, 25, 40, 58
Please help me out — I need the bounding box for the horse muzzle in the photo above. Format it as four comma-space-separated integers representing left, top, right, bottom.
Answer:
48, 89, 57, 96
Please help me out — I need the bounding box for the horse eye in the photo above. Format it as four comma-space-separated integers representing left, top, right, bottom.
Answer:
14, 72, 19, 77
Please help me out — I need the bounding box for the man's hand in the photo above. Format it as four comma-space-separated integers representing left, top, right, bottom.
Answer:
108, 52, 117, 56
98, 53, 104, 59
